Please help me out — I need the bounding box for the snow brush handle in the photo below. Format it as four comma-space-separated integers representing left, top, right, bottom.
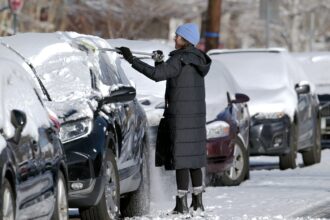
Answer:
98, 48, 153, 56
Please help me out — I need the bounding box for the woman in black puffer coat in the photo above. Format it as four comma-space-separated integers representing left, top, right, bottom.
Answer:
117, 23, 211, 214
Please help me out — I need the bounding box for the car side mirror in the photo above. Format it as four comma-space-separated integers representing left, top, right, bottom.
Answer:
102, 85, 136, 105
233, 93, 250, 104
10, 109, 27, 143
295, 84, 310, 95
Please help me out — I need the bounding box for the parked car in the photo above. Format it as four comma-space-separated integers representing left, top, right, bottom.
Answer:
294, 52, 330, 148
108, 39, 250, 186
0, 53, 68, 219
209, 48, 321, 170
1, 32, 150, 219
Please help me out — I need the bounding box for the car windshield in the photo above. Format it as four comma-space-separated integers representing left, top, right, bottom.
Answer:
205, 60, 236, 121
35, 51, 93, 102
212, 52, 290, 94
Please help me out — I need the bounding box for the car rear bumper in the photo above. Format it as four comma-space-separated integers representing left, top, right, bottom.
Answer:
249, 115, 291, 156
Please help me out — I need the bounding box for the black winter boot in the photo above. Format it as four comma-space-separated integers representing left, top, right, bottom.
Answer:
191, 193, 204, 211
190, 186, 204, 211
171, 191, 189, 214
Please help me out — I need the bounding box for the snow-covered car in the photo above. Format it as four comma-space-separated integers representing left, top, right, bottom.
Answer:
0, 32, 150, 219
108, 39, 250, 186
294, 52, 330, 148
208, 48, 321, 170
0, 51, 68, 219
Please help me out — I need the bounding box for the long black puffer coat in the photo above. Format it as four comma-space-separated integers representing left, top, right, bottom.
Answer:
131, 45, 211, 170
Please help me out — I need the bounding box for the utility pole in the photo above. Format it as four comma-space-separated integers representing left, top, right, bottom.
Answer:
205, 0, 221, 52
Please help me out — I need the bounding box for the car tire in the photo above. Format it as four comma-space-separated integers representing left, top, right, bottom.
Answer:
51, 171, 68, 220
120, 138, 150, 217
279, 123, 297, 170
214, 138, 249, 186
0, 178, 15, 220
302, 117, 321, 166
79, 149, 120, 220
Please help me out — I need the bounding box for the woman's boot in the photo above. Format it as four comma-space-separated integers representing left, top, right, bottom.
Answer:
191, 186, 204, 211
172, 190, 189, 214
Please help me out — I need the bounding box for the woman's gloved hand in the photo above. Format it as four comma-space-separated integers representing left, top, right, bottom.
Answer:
152, 50, 164, 63
116, 47, 134, 63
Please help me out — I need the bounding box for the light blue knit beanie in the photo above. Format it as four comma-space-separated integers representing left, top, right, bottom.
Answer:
175, 23, 200, 46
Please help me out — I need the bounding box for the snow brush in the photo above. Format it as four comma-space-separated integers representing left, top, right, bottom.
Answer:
76, 40, 153, 57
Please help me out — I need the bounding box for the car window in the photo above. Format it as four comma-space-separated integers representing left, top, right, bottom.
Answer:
98, 53, 121, 85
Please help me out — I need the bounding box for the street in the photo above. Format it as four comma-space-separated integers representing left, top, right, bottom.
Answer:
69, 148, 330, 219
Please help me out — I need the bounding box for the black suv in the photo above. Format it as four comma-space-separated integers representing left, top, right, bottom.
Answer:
1, 32, 150, 219
0, 51, 68, 219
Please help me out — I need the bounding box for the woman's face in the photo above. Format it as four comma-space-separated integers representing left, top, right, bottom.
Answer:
174, 35, 186, 49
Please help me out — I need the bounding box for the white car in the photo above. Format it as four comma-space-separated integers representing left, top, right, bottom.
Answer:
209, 48, 321, 170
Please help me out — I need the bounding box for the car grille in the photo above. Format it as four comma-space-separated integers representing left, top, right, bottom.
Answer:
320, 103, 330, 117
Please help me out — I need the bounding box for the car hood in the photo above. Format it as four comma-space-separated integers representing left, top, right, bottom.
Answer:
45, 98, 97, 124
246, 88, 297, 119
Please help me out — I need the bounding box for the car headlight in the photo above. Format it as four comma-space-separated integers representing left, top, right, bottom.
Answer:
206, 121, 230, 139
254, 112, 285, 120
59, 118, 92, 143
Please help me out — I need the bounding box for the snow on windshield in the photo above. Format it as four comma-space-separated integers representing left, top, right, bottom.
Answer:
211, 52, 298, 117
205, 60, 236, 121
0, 33, 94, 102
0, 59, 50, 151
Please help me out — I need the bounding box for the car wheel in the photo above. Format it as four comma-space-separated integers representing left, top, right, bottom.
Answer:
0, 178, 15, 220
302, 117, 321, 166
279, 122, 297, 170
211, 138, 249, 186
51, 171, 68, 220
120, 138, 150, 217
80, 150, 120, 220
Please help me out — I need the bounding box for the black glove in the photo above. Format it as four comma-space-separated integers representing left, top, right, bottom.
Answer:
116, 47, 134, 64
152, 50, 164, 63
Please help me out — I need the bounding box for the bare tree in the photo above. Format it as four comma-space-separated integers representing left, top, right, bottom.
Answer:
221, 0, 330, 51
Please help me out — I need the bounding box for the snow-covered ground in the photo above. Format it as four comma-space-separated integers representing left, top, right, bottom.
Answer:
69, 148, 330, 220
121, 148, 330, 220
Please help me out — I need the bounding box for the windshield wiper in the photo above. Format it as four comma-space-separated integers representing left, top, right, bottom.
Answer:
0, 42, 52, 101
